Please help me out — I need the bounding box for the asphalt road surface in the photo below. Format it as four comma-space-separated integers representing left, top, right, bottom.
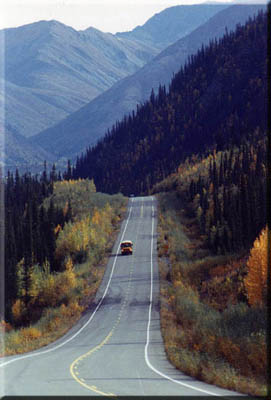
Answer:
0, 197, 243, 397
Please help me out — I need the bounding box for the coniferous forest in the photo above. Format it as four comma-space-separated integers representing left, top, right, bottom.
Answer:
179, 137, 266, 255
73, 10, 267, 195
73, 10, 267, 255
4, 165, 71, 322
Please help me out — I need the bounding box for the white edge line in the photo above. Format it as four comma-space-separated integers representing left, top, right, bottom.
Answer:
0, 199, 134, 368
144, 196, 222, 397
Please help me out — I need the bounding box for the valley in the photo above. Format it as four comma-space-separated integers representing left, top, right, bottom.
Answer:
1, 3, 269, 397
2, 3, 264, 170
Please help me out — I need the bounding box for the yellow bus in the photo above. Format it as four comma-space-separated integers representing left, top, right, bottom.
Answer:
120, 240, 133, 255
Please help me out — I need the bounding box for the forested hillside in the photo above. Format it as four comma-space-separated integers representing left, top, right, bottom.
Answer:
153, 137, 266, 255
73, 10, 267, 198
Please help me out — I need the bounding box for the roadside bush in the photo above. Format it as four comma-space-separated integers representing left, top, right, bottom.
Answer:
157, 191, 267, 395
11, 299, 27, 326
21, 327, 42, 341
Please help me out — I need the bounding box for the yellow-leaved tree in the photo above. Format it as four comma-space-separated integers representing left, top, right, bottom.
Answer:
55, 216, 91, 264
244, 227, 269, 306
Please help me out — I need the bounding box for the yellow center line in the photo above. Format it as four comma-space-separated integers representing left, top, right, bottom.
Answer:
70, 328, 117, 396
69, 293, 130, 396
70, 200, 144, 396
140, 204, 144, 218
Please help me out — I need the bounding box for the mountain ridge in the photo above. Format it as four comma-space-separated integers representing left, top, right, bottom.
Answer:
1, 19, 156, 139
30, 4, 265, 161
3, 4, 228, 141
116, 4, 228, 50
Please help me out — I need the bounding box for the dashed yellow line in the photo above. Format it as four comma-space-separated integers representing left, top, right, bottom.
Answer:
70, 261, 134, 396
70, 328, 117, 396
70, 201, 144, 396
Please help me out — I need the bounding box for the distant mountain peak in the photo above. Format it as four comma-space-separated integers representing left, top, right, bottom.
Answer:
3, 19, 71, 33
82, 26, 103, 34
116, 3, 229, 50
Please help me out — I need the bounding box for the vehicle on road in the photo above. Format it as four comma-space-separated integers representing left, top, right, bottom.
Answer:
120, 240, 133, 255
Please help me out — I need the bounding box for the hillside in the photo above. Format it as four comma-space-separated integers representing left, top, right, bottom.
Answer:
72, 10, 267, 197
4, 129, 57, 173
1, 20, 155, 140
31, 4, 265, 160
2, 5, 231, 141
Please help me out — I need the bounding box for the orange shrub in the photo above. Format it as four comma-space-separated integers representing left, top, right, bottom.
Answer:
11, 299, 27, 324
21, 327, 42, 341
0, 320, 12, 333
60, 301, 83, 319
217, 337, 241, 365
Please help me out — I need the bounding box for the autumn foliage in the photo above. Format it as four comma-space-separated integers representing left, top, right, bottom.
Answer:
245, 227, 269, 306
4, 178, 127, 356
157, 192, 267, 396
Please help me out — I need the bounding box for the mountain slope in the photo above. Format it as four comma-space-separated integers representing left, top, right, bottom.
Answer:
116, 4, 228, 51
4, 129, 56, 172
71, 10, 267, 196
31, 4, 266, 160
2, 4, 228, 141
1, 20, 156, 139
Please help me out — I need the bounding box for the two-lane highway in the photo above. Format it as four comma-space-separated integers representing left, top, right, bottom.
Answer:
1, 197, 241, 396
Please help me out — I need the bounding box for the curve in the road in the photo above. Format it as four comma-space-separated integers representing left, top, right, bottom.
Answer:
0, 201, 134, 371
1, 197, 242, 397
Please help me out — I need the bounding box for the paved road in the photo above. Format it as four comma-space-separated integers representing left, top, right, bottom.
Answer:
1, 197, 243, 397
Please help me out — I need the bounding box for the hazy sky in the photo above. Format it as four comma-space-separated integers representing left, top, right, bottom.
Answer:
0, 0, 257, 33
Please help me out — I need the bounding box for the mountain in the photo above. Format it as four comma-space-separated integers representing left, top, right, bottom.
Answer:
4, 129, 56, 173
115, 4, 228, 51
30, 4, 266, 160
1, 19, 156, 139
2, 4, 229, 142
3, 4, 236, 170
71, 9, 267, 196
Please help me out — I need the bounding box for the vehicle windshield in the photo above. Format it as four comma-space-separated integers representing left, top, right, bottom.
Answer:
121, 242, 132, 248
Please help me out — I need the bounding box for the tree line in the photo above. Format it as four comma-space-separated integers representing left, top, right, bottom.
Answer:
4, 164, 71, 322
